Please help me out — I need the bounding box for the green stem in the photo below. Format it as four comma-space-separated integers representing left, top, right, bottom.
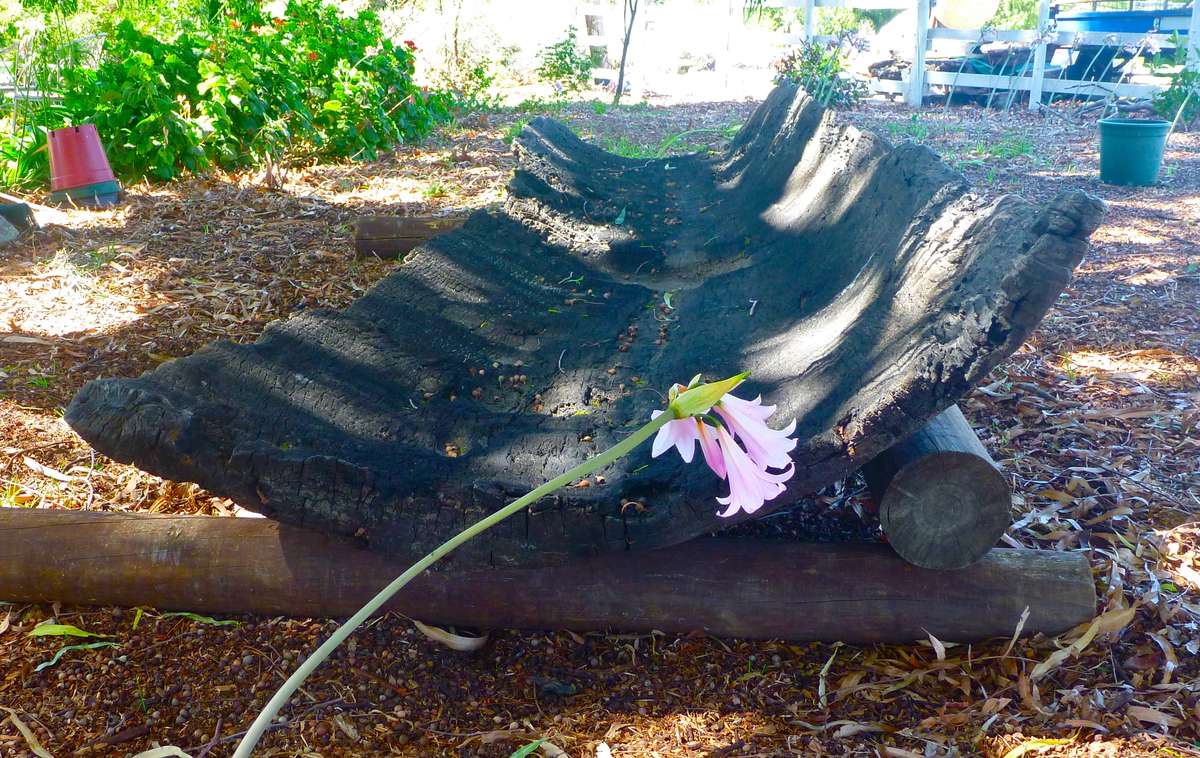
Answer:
232, 411, 673, 757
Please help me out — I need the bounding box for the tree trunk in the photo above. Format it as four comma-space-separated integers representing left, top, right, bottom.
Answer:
0, 509, 1094, 643
863, 404, 1012, 569
612, 0, 638, 105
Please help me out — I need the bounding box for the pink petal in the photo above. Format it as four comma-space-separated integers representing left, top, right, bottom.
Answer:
715, 405, 797, 470
650, 411, 698, 463
720, 392, 775, 420
696, 421, 726, 479
713, 426, 793, 517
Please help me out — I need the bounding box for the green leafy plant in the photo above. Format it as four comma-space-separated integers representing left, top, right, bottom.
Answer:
10, 0, 453, 182
536, 26, 592, 93
35, 641, 119, 672
773, 33, 868, 108
28, 622, 111, 638
885, 114, 929, 141
1149, 39, 1200, 129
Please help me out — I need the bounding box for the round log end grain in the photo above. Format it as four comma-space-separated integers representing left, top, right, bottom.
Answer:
879, 451, 1012, 570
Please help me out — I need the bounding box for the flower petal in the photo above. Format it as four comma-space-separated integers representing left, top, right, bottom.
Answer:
697, 421, 726, 479
650, 413, 698, 463
713, 426, 795, 518
715, 405, 796, 470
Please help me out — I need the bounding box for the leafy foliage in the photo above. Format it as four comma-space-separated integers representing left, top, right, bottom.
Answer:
536, 26, 592, 93
817, 7, 898, 35
773, 34, 868, 109
987, 0, 1039, 30
1149, 40, 1200, 127
4, 0, 452, 183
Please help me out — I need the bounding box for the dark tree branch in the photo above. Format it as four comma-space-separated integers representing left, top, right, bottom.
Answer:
612, 0, 638, 105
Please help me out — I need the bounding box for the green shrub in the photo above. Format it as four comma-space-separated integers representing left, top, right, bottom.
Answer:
536, 26, 593, 93
773, 34, 867, 109
1149, 40, 1199, 128
8, 0, 453, 183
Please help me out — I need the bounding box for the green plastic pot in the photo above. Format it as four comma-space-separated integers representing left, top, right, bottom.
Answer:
1098, 117, 1169, 186
48, 179, 121, 208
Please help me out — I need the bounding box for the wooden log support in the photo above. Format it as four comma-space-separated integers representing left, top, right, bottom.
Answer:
863, 404, 1011, 571
0, 510, 1093, 643
353, 215, 466, 259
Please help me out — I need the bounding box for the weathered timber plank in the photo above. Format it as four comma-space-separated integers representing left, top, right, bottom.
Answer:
863, 404, 1011, 569
0, 509, 1095, 643
354, 216, 466, 259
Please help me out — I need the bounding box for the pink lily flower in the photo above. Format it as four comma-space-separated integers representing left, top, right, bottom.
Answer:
715, 425, 794, 517
650, 386, 797, 518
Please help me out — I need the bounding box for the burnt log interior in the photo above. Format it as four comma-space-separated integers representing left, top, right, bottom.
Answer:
65, 85, 1105, 567
0, 509, 1095, 643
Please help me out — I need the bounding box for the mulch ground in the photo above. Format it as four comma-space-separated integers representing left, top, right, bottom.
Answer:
0, 95, 1198, 757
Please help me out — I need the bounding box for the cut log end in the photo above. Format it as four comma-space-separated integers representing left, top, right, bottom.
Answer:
879, 451, 1011, 570
863, 405, 1011, 570
353, 215, 466, 259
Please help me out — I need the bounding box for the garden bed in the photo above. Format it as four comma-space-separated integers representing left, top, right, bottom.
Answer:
0, 98, 1198, 756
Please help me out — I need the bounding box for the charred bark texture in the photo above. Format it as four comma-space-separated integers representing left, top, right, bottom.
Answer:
66, 85, 1105, 567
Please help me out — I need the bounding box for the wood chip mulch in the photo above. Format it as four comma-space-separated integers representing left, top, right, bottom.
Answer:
0, 98, 1198, 758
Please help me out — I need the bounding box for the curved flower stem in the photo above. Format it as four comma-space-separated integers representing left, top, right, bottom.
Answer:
232, 411, 673, 757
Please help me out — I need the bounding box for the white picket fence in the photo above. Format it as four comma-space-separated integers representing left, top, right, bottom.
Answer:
773, 0, 1199, 109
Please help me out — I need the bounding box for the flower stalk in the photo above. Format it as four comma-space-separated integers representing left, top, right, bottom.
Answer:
234, 372, 791, 756
232, 405, 679, 757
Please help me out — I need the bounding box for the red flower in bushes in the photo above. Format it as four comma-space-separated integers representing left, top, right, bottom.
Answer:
404, 40, 417, 51
307, 51, 318, 62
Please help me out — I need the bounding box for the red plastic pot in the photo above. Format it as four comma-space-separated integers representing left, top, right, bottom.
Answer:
48, 124, 116, 191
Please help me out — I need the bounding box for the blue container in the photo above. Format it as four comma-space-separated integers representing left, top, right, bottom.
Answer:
1055, 8, 1191, 35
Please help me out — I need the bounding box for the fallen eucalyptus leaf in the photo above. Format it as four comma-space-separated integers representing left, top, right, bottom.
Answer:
1001, 738, 1074, 758
28, 622, 111, 639
35, 641, 119, 672
1031, 606, 1135, 681
129, 747, 194, 758
1127, 705, 1182, 727
412, 619, 488, 651
0, 708, 54, 758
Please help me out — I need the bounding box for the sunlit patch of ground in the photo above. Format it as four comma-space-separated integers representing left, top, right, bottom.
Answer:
0, 244, 158, 338
1062, 348, 1200, 386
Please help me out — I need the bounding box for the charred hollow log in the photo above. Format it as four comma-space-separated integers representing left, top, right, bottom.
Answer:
65, 85, 1105, 567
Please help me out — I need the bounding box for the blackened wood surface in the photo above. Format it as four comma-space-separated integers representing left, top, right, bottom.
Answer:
65, 85, 1106, 566
863, 405, 1012, 569
0, 509, 1094, 643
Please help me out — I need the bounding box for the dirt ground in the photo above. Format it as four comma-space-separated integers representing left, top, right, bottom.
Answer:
0, 94, 1198, 757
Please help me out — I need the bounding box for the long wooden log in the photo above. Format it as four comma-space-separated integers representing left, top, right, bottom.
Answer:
354, 215, 466, 259
863, 404, 1012, 570
0, 509, 1094, 642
